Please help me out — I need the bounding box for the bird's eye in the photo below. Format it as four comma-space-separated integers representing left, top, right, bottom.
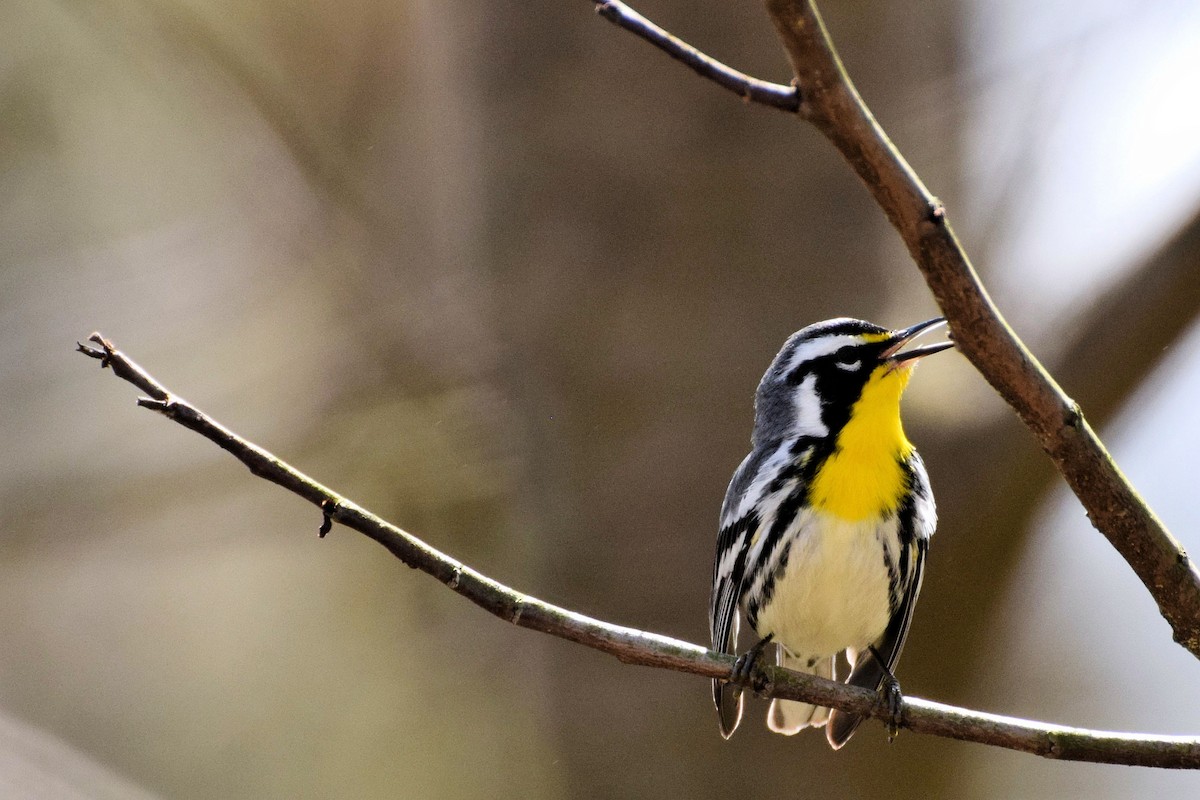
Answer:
834, 346, 860, 371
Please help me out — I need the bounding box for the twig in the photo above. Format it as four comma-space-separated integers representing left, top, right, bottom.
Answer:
591, 0, 799, 111
763, 0, 1200, 658
583, 0, 1200, 661
78, 333, 1200, 768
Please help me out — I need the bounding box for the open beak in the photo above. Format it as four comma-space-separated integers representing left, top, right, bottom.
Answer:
883, 317, 954, 368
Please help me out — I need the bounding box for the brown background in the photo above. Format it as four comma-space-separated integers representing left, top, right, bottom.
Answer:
3, 0, 1200, 797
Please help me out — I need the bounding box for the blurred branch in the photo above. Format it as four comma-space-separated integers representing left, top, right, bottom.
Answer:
763, 0, 1200, 659
970, 201, 1200, 561
66, 0, 355, 210
584, 0, 1200, 661
591, 1, 799, 111
78, 333, 1200, 769
921, 203, 1200, 709
1056, 204, 1200, 420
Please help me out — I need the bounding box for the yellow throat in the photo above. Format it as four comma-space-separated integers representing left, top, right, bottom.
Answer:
810, 364, 914, 521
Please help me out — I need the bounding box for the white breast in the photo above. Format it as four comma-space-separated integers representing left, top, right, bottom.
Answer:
752, 510, 897, 659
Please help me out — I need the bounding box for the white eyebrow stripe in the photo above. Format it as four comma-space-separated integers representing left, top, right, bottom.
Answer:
784, 334, 864, 372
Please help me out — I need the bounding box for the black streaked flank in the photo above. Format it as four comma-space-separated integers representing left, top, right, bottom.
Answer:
746, 481, 808, 628
709, 318, 945, 745
881, 538, 901, 614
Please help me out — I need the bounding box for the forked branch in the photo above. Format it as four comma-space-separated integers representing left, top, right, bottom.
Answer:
587, 0, 1200, 661
78, 333, 1200, 768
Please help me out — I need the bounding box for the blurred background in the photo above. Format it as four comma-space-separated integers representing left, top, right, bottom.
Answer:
3, 0, 1200, 797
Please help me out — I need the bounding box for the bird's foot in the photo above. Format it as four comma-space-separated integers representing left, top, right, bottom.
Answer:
731, 633, 775, 695
868, 645, 904, 742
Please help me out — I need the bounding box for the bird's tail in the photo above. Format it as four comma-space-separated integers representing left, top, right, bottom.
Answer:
826, 648, 887, 749
767, 650, 834, 735
714, 678, 743, 739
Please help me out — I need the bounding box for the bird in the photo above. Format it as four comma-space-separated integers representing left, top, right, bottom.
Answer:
709, 316, 952, 748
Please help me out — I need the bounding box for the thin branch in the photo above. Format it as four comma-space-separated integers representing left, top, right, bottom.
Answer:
583, 0, 1200, 661
763, 0, 1200, 658
591, 0, 799, 111
915, 204, 1200, 704
78, 333, 1200, 769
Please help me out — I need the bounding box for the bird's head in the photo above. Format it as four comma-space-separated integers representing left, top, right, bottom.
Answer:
752, 317, 952, 446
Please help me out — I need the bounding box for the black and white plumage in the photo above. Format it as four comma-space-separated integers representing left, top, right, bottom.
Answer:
709, 317, 948, 748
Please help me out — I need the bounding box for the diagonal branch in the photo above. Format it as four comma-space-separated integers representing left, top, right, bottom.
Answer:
78, 333, 1200, 769
913, 204, 1200, 704
583, 0, 1200, 661
763, 0, 1200, 658
591, 0, 799, 111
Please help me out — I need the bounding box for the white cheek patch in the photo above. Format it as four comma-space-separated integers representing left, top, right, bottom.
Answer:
792, 373, 828, 437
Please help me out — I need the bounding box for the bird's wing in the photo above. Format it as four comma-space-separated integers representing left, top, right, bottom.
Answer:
710, 440, 807, 738
876, 534, 929, 680
710, 510, 754, 738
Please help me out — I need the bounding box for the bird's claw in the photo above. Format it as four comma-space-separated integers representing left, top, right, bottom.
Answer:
730, 633, 775, 694
880, 676, 903, 742
868, 645, 904, 742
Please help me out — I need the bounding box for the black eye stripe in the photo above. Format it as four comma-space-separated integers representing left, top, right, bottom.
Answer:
786, 345, 861, 383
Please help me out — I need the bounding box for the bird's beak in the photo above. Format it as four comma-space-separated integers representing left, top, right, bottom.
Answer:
883, 317, 954, 368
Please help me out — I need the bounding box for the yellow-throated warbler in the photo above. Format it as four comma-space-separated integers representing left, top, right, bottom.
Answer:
710, 317, 952, 748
